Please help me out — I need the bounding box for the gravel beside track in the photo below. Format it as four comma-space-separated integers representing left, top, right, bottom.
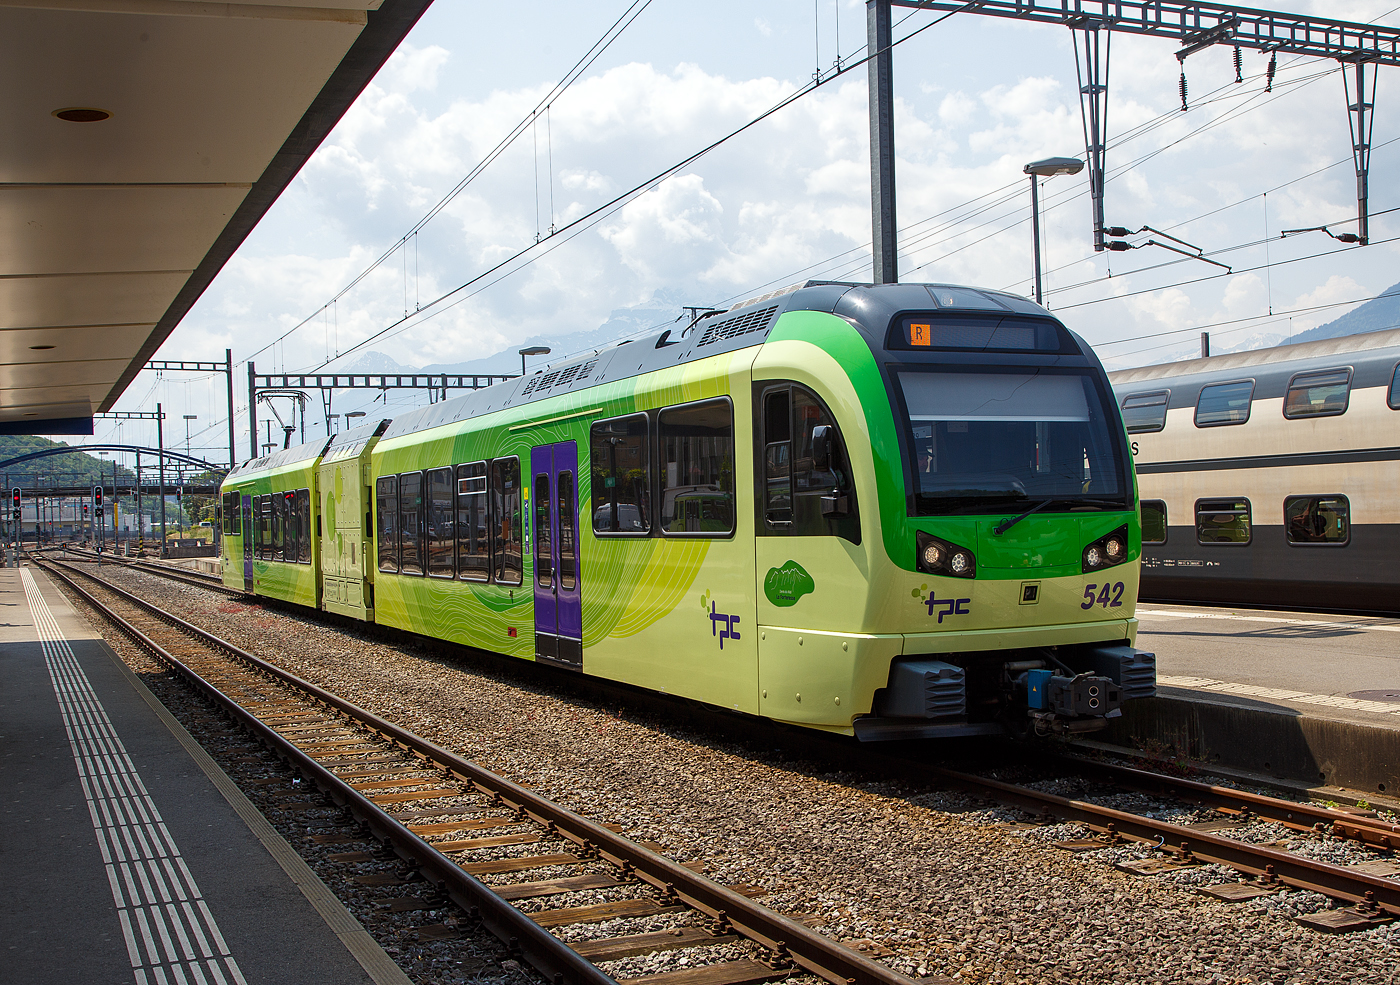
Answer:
69, 564, 1400, 985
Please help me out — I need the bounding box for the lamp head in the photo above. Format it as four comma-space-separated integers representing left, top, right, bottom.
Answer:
1024, 156, 1085, 177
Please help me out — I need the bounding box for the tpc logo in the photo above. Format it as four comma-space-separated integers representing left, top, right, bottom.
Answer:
709, 601, 741, 650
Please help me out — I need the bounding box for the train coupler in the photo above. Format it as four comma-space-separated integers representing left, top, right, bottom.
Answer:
1026, 668, 1121, 723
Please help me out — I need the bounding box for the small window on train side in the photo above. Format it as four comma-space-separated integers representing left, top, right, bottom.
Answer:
1121, 391, 1169, 433
296, 489, 311, 563
590, 414, 651, 535
1389, 363, 1400, 409
376, 476, 399, 574
490, 457, 523, 585
1195, 381, 1254, 427
426, 468, 454, 578
1196, 498, 1251, 545
1283, 368, 1351, 419
456, 462, 490, 582
1141, 500, 1167, 544
400, 472, 424, 576
659, 398, 735, 536
1285, 495, 1349, 546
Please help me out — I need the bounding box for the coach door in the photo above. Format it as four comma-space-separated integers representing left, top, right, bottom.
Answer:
241, 494, 254, 592
531, 442, 582, 668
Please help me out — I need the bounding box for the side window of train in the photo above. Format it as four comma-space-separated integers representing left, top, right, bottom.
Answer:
1121, 390, 1169, 433
400, 472, 424, 575
426, 467, 454, 578
490, 457, 523, 585
1195, 498, 1251, 545
283, 491, 298, 561
376, 476, 399, 573
590, 415, 651, 535
296, 488, 311, 563
759, 382, 859, 542
659, 398, 735, 536
252, 496, 263, 558
1284, 368, 1351, 419
456, 462, 490, 582
271, 492, 285, 561
1195, 380, 1254, 427
1285, 495, 1349, 546
1390, 363, 1400, 409
1141, 500, 1167, 544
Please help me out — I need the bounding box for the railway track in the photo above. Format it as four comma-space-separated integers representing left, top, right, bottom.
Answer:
39, 556, 915, 985
44, 546, 235, 595
54, 555, 1400, 934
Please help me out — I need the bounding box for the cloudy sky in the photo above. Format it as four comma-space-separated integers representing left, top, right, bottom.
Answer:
106, 0, 1399, 460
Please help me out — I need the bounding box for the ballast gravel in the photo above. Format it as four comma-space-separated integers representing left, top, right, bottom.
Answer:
76, 564, 1400, 984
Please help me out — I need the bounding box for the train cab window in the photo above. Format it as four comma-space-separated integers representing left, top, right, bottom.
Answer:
1196, 498, 1251, 545
490, 457, 523, 585
1121, 391, 1170, 433
426, 468, 454, 578
376, 476, 399, 573
558, 471, 578, 590
399, 472, 424, 575
590, 415, 651, 535
456, 462, 490, 581
1390, 363, 1400, 409
1284, 368, 1350, 419
659, 399, 735, 535
1285, 495, 1349, 545
760, 383, 858, 541
1195, 381, 1254, 427
296, 489, 311, 563
534, 473, 553, 588
1141, 500, 1167, 544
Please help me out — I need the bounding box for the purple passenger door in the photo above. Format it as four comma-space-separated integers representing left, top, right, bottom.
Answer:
531, 442, 582, 667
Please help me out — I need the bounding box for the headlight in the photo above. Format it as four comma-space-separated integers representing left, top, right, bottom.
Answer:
916, 530, 976, 578
1083, 524, 1131, 573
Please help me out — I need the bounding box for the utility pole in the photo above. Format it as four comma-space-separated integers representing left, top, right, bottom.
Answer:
158, 403, 167, 558
226, 348, 236, 469
867, 0, 897, 284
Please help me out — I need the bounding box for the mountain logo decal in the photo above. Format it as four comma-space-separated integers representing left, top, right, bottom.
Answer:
764, 560, 815, 607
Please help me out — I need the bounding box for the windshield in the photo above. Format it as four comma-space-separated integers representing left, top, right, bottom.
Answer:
897, 369, 1129, 515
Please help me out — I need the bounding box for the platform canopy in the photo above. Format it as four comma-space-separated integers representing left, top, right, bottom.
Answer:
0, 0, 433, 435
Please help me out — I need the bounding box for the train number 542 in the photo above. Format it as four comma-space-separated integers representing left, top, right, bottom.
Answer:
1082, 582, 1125, 609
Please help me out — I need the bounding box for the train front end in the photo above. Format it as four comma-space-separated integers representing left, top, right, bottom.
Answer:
752, 282, 1154, 739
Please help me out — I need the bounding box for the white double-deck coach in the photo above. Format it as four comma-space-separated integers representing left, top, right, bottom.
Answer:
1109, 328, 1400, 613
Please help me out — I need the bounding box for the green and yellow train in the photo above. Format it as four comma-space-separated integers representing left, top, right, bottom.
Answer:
220, 282, 1155, 739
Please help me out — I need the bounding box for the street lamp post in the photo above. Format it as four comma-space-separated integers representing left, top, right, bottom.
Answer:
1023, 157, 1085, 306
183, 415, 197, 540
519, 345, 551, 377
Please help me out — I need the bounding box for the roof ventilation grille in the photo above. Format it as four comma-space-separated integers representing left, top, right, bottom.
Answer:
696, 304, 779, 347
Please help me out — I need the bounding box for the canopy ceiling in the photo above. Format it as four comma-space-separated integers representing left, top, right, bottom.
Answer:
0, 0, 433, 433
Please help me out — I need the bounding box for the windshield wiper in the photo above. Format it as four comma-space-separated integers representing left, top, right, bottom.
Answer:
994, 499, 1052, 535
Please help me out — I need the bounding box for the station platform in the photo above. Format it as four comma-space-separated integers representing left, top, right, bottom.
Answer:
1095, 602, 1400, 798
0, 562, 409, 985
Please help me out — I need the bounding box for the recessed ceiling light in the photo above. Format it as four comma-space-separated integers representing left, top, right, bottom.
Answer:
53, 107, 111, 123
23, 413, 37, 417
29, 344, 54, 350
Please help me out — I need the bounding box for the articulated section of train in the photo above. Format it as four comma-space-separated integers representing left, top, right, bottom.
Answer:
221, 281, 1156, 739
1110, 328, 1400, 613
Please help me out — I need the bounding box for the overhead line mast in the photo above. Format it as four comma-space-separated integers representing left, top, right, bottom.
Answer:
874, 1, 1400, 261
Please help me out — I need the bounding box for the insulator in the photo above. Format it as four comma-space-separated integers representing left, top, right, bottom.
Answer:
1266, 53, 1276, 93
1179, 71, 1188, 112
1233, 46, 1243, 83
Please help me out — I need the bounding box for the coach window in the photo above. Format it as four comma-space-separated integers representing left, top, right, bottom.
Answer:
1195, 381, 1254, 427
1141, 500, 1168, 545
426, 467, 454, 577
1285, 495, 1349, 545
1284, 368, 1351, 419
400, 472, 424, 575
271, 492, 284, 561
252, 496, 263, 558
282, 492, 297, 561
296, 489, 312, 563
376, 476, 399, 573
1390, 363, 1400, 409
590, 415, 651, 534
659, 398, 735, 535
1122, 391, 1170, 433
534, 473, 553, 588
456, 462, 489, 581
1196, 498, 1251, 545
761, 383, 858, 542
491, 457, 523, 585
